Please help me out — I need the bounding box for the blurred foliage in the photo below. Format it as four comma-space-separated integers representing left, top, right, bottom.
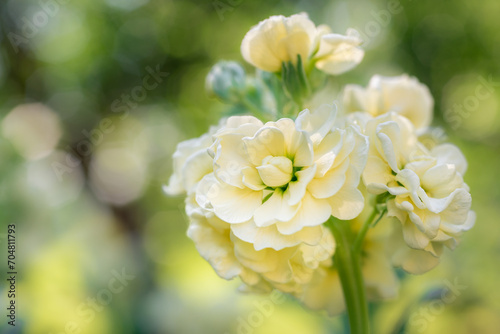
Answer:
0, 0, 499, 333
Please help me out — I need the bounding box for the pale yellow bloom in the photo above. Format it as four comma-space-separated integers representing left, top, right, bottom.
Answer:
241, 13, 363, 75
314, 28, 365, 75
363, 112, 475, 257
388, 222, 442, 274
186, 182, 335, 293
344, 75, 434, 130
206, 105, 368, 251
163, 121, 223, 195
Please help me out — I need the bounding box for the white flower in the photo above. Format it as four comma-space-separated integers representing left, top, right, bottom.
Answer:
388, 222, 441, 274
186, 180, 335, 293
363, 112, 475, 256
205, 104, 368, 251
344, 75, 434, 130
314, 28, 365, 75
241, 13, 363, 75
163, 122, 223, 195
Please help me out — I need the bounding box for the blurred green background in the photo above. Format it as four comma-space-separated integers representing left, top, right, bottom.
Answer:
0, 0, 499, 333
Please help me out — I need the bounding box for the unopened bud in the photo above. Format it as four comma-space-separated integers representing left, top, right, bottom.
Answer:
206, 61, 246, 102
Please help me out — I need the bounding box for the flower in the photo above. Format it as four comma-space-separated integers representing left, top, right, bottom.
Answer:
343, 75, 434, 130
186, 175, 335, 293
205, 104, 368, 251
241, 13, 363, 75
362, 112, 475, 257
314, 28, 365, 75
205, 61, 247, 103
163, 134, 214, 196
388, 222, 442, 274
163, 120, 225, 196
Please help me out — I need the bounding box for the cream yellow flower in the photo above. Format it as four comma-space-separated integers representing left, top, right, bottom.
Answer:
388, 222, 441, 274
205, 105, 368, 251
241, 13, 363, 75
314, 28, 365, 75
363, 112, 475, 257
163, 134, 214, 196
186, 178, 335, 293
344, 75, 434, 130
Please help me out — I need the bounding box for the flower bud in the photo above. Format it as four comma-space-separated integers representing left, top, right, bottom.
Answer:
205, 61, 246, 103
257, 156, 293, 187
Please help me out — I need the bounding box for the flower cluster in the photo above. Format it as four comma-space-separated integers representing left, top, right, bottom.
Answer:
165, 13, 475, 317
166, 106, 367, 297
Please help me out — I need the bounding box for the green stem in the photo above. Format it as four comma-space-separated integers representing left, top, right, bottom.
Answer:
327, 218, 370, 334
352, 208, 377, 256
352, 206, 387, 255
240, 95, 267, 120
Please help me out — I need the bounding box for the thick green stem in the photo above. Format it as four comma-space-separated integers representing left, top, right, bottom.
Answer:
327, 218, 370, 334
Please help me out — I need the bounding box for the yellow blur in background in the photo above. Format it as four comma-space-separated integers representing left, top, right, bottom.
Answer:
0, 0, 499, 333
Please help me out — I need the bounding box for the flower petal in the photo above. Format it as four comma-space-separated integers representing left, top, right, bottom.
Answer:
328, 168, 365, 220
308, 158, 349, 199
286, 165, 317, 205
243, 126, 286, 165
431, 143, 467, 175
187, 213, 242, 280
231, 221, 323, 251
253, 189, 299, 227
213, 133, 252, 188
208, 181, 262, 224
401, 218, 430, 250
277, 192, 331, 235
296, 104, 337, 145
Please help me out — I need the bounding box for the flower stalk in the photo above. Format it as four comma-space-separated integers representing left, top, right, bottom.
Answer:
326, 201, 388, 333
327, 217, 370, 334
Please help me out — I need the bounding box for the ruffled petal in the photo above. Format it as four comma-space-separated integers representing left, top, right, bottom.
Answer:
276, 192, 331, 235
308, 158, 349, 199
253, 189, 299, 227
231, 221, 323, 251
328, 168, 365, 220
208, 181, 262, 224
296, 104, 337, 145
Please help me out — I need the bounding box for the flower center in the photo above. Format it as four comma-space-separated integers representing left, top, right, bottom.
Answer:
256, 156, 293, 188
